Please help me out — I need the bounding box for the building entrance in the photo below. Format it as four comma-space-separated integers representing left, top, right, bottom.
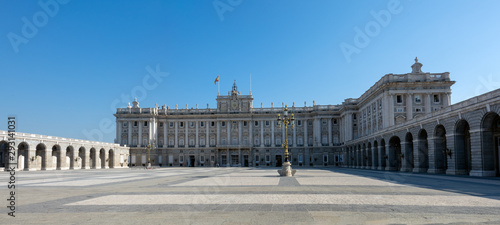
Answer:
275, 155, 282, 167
243, 155, 249, 167
189, 155, 195, 167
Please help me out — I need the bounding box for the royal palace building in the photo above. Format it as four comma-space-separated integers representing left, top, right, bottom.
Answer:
115, 59, 500, 176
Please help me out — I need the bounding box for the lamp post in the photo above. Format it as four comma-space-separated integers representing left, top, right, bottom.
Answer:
145, 139, 155, 169
277, 105, 295, 176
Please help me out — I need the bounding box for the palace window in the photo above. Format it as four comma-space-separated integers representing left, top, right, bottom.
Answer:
210, 155, 215, 162
123, 122, 127, 127
179, 122, 184, 128
179, 155, 184, 163
297, 120, 302, 126
144, 121, 148, 127
200, 155, 205, 162
254, 121, 259, 126
433, 94, 440, 103
255, 155, 260, 162
134, 121, 138, 127
211, 121, 215, 127
190, 122, 194, 127
308, 120, 312, 125
265, 155, 270, 162
243, 121, 248, 127
415, 95, 422, 103
322, 120, 327, 125
169, 122, 174, 128
298, 155, 303, 163
415, 108, 422, 112
222, 121, 226, 127
396, 95, 403, 104
200, 121, 205, 127
333, 119, 337, 124
396, 108, 404, 113
159, 122, 163, 127
265, 121, 270, 126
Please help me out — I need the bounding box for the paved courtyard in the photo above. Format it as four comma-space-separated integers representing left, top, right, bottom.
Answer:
2, 167, 500, 224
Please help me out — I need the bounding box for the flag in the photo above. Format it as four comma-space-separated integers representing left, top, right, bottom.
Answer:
214, 76, 219, 85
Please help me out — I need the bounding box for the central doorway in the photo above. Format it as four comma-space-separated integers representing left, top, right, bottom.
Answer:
275, 155, 282, 167
243, 155, 249, 167
189, 155, 195, 167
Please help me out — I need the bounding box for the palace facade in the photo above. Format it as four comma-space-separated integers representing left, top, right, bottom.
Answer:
116, 58, 498, 174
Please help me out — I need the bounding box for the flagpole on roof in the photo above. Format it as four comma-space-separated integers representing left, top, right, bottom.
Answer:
218, 76, 220, 96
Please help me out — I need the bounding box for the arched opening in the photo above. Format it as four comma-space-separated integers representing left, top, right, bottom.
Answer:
100, 148, 106, 169
90, 148, 96, 169
52, 145, 61, 170
388, 136, 401, 171
416, 129, 429, 173
480, 112, 500, 177
36, 143, 46, 170
108, 149, 114, 168
18, 142, 30, 171
361, 143, 368, 169
380, 139, 386, 170
78, 147, 85, 169
454, 120, 471, 175
404, 132, 414, 172
434, 125, 447, 174
0, 141, 9, 168
373, 141, 379, 169
367, 142, 373, 169
66, 146, 74, 169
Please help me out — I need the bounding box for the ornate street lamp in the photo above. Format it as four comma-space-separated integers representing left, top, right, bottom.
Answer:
277, 105, 296, 176
145, 139, 155, 169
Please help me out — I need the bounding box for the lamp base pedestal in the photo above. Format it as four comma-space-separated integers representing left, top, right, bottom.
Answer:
278, 161, 296, 177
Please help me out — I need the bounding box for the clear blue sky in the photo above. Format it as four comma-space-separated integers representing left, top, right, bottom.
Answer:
2, 0, 500, 143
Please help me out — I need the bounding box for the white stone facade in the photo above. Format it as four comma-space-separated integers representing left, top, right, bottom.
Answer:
115, 59, 462, 169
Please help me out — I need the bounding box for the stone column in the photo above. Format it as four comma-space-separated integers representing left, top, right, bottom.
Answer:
227, 120, 231, 145
313, 118, 320, 146
304, 119, 308, 146
206, 120, 209, 148
128, 121, 132, 147
427, 137, 439, 173
138, 121, 143, 147
271, 120, 275, 146
83, 148, 90, 169
163, 120, 167, 148
469, 130, 487, 176
328, 118, 332, 146
185, 121, 188, 147
388, 94, 395, 127
293, 123, 297, 147
406, 94, 413, 121
174, 121, 178, 148
425, 94, 432, 113
371, 145, 377, 170
59, 146, 68, 170
238, 121, 242, 146
217, 121, 220, 146
412, 139, 427, 173
117, 120, 122, 145
104, 150, 109, 169
400, 141, 409, 172
377, 145, 383, 170
195, 121, 199, 147
260, 120, 264, 147
249, 120, 253, 147
226, 149, 230, 167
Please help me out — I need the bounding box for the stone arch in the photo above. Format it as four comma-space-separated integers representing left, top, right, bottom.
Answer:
433, 125, 447, 174
373, 140, 379, 169
454, 120, 471, 175
90, 148, 96, 169
380, 138, 386, 170
0, 141, 9, 168
403, 132, 414, 172
18, 142, 30, 171
52, 145, 62, 170
415, 129, 429, 173
66, 146, 74, 170
367, 142, 373, 169
99, 148, 106, 169
388, 136, 401, 171
480, 112, 500, 176
36, 143, 46, 170
108, 149, 114, 168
